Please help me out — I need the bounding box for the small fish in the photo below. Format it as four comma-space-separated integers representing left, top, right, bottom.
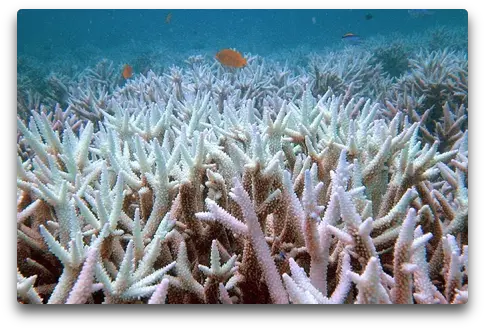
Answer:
312, 16, 317, 24
122, 64, 133, 79
364, 13, 373, 20
215, 49, 247, 68
165, 12, 172, 24
342, 33, 362, 44
408, 9, 435, 18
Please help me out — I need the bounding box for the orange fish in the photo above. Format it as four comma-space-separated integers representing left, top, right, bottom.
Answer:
165, 12, 172, 24
122, 64, 133, 79
215, 49, 247, 68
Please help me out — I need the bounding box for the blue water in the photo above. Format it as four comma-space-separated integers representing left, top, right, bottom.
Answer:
18, 9, 467, 63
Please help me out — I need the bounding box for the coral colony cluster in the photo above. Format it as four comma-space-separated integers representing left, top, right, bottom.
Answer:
17, 35, 468, 304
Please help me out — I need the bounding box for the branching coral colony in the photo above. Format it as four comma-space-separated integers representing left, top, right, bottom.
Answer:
17, 51, 468, 304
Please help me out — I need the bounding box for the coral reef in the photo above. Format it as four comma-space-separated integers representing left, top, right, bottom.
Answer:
426, 26, 468, 52
307, 48, 392, 101
394, 49, 468, 112
17, 23, 469, 304
386, 48, 468, 153
17, 46, 468, 303
371, 42, 410, 78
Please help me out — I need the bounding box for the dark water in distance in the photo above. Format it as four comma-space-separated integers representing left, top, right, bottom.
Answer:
18, 9, 467, 61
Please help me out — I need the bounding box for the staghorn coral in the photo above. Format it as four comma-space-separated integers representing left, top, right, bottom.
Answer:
310, 65, 347, 99
393, 49, 468, 118
16, 26, 468, 305
371, 42, 410, 78
307, 48, 392, 101
17, 55, 467, 304
381, 49, 468, 156
426, 26, 468, 53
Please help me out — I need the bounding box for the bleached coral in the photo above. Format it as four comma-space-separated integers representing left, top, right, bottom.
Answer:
17, 54, 467, 304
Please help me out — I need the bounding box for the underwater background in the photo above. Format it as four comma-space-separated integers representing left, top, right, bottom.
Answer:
17, 9, 467, 61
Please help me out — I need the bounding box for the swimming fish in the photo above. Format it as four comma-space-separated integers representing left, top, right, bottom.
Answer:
122, 64, 133, 79
342, 33, 362, 44
365, 13, 373, 20
215, 49, 247, 68
165, 12, 172, 24
408, 9, 435, 18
